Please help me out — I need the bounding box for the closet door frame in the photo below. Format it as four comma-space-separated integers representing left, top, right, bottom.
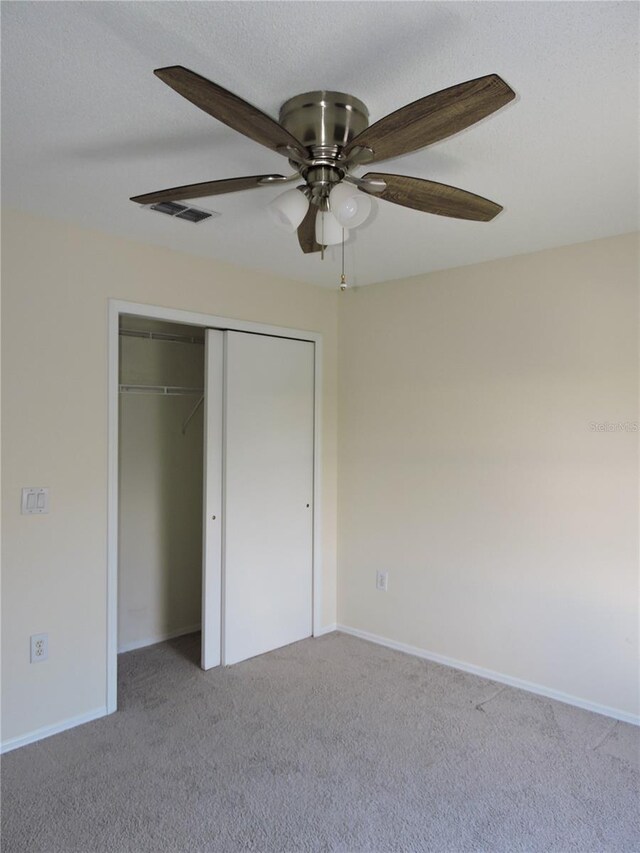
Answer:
107, 299, 324, 714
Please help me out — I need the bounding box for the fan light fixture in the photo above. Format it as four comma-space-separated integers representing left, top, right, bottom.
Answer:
267, 188, 309, 232
315, 211, 345, 246
329, 183, 372, 228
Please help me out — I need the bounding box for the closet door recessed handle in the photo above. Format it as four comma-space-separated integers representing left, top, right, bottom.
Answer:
211, 515, 217, 520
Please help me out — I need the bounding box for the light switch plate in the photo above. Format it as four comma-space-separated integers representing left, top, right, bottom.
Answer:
21, 487, 49, 515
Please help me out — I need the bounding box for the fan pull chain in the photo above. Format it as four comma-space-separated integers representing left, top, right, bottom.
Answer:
339, 228, 347, 291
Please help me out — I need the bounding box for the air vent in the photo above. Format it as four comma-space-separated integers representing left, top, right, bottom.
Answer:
175, 208, 212, 223
151, 201, 187, 215
148, 202, 219, 224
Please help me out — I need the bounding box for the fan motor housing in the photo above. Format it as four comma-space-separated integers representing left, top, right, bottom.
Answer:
279, 91, 369, 156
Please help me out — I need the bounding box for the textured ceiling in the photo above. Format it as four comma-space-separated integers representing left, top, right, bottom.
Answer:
1, 1, 638, 287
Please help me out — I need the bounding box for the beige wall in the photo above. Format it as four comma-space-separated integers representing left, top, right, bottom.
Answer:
338, 233, 639, 717
1, 209, 339, 744
2, 208, 637, 748
118, 333, 204, 651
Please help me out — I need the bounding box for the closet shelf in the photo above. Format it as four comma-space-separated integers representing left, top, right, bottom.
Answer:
119, 329, 204, 345
119, 384, 204, 396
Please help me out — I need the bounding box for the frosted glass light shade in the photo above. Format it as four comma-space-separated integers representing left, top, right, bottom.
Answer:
329, 182, 372, 228
315, 210, 346, 246
267, 189, 309, 233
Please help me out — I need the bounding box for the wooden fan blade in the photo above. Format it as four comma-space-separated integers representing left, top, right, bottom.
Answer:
155, 66, 306, 158
130, 175, 285, 205
345, 74, 515, 163
298, 205, 321, 254
360, 173, 503, 221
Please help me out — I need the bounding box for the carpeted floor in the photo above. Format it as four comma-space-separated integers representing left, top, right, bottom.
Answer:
1, 631, 638, 853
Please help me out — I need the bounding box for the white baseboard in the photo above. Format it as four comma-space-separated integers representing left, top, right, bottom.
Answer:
1, 706, 107, 754
314, 623, 337, 637
118, 623, 201, 654
6, 623, 632, 754
337, 624, 639, 726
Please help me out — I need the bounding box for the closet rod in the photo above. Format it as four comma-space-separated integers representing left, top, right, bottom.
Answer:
119, 384, 204, 396
119, 328, 205, 345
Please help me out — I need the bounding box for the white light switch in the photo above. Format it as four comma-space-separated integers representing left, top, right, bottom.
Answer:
21, 487, 49, 515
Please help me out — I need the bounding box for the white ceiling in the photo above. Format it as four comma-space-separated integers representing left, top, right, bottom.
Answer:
2, 1, 638, 288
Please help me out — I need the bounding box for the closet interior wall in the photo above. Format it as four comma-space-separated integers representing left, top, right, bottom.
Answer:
118, 317, 204, 653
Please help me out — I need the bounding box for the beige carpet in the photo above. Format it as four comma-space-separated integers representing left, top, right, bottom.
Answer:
1, 631, 638, 852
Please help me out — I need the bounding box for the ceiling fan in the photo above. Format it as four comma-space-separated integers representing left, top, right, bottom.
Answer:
130, 67, 515, 255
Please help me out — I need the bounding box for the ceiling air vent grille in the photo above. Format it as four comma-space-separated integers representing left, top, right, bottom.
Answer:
148, 202, 219, 224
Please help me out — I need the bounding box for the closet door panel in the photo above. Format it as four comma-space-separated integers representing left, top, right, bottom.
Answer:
223, 331, 314, 666
201, 329, 224, 670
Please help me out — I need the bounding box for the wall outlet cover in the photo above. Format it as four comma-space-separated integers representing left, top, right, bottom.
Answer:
30, 633, 48, 663
376, 571, 389, 592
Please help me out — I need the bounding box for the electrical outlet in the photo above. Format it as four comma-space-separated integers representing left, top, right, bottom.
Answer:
376, 571, 388, 592
30, 633, 48, 663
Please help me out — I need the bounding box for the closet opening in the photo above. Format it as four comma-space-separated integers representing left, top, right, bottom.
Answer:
117, 315, 205, 668
107, 299, 323, 713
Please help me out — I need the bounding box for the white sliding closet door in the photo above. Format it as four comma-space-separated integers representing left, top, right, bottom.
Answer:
222, 331, 314, 666
201, 329, 224, 670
